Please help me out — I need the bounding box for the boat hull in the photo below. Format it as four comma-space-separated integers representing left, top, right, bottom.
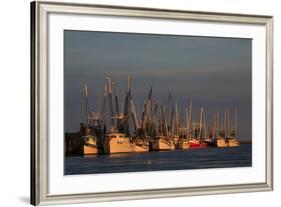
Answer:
176, 140, 190, 149
216, 139, 228, 147
203, 139, 215, 146
134, 138, 149, 152
83, 144, 98, 155
103, 138, 135, 154
227, 138, 240, 147
135, 145, 149, 152
151, 137, 175, 151
187, 138, 207, 149
189, 142, 207, 148
82, 135, 99, 155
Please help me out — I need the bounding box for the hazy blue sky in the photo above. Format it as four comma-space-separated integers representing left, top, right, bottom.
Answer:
64, 30, 252, 140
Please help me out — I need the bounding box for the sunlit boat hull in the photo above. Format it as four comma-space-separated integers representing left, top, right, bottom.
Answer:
151, 136, 175, 151
175, 140, 190, 149
188, 139, 207, 149
216, 138, 228, 147
82, 135, 99, 155
227, 138, 240, 147
83, 145, 98, 155
134, 138, 149, 152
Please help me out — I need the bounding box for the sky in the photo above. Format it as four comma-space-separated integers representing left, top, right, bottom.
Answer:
64, 30, 252, 141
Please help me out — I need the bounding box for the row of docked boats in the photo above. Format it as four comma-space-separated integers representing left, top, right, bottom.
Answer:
82, 129, 239, 155
79, 75, 239, 155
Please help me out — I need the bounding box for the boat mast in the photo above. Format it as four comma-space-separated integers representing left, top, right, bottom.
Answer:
213, 113, 217, 139
202, 109, 206, 138
113, 81, 119, 116
234, 109, 237, 138
199, 107, 203, 140
122, 76, 131, 136
188, 102, 192, 138
166, 92, 172, 126
112, 81, 120, 129
175, 101, 179, 136
224, 109, 227, 139
154, 99, 159, 136
147, 86, 153, 123
227, 107, 230, 138
170, 102, 175, 136
123, 76, 130, 118
161, 106, 168, 136
185, 107, 189, 131
105, 77, 115, 128
101, 82, 107, 136
83, 84, 89, 136
129, 89, 139, 131
141, 101, 147, 131
127, 76, 139, 131
141, 86, 152, 133
216, 109, 220, 138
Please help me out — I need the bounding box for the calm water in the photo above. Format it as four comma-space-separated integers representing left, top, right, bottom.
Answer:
65, 144, 252, 175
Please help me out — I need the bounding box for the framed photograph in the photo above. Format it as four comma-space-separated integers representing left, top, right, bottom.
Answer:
31, 1, 273, 205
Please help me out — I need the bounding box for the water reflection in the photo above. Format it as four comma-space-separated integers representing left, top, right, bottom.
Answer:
83, 154, 98, 159
108, 153, 133, 158
65, 144, 252, 175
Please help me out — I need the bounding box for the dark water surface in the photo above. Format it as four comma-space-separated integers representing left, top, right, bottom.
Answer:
65, 144, 252, 175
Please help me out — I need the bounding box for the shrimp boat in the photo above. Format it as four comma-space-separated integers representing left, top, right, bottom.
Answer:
81, 84, 102, 155
215, 109, 240, 147
215, 136, 239, 147
134, 137, 149, 152
215, 136, 228, 147
103, 129, 135, 154
73, 76, 243, 157
226, 111, 240, 147
82, 134, 98, 155
227, 137, 240, 147
188, 138, 207, 148
203, 137, 215, 146
175, 138, 190, 149
150, 136, 175, 151
183, 107, 208, 149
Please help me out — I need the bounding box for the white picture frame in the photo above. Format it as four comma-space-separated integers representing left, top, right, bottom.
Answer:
31, 0, 273, 205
